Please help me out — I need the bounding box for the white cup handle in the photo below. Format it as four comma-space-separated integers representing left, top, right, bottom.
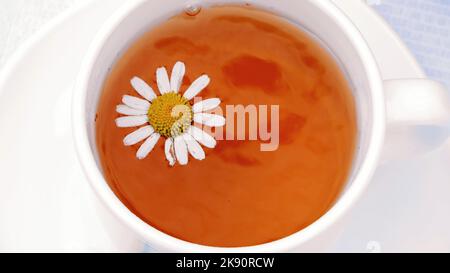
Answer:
382, 79, 450, 161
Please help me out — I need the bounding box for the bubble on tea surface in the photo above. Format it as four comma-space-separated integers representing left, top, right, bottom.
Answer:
185, 3, 202, 16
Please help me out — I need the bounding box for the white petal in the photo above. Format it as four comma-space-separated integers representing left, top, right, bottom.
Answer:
170, 62, 185, 93
187, 126, 217, 149
115, 115, 148, 128
164, 138, 176, 166
183, 133, 205, 161
156, 67, 171, 94
194, 113, 226, 127
174, 135, 188, 165
131, 77, 157, 102
136, 133, 160, 160
122, 95, 150, 111
183, 75, 210, 100
116, 105, 148, 116
192, 98, 221, 113
123, 126, 154, 146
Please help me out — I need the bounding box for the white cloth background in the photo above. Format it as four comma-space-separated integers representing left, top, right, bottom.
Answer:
0, 0, 88, 67
369, 0, 450, 88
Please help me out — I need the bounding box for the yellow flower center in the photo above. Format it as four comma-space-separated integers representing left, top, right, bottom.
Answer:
148, 92, 193, 138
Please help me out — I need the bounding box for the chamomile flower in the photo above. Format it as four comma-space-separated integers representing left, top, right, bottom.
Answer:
115, 62, 225, 166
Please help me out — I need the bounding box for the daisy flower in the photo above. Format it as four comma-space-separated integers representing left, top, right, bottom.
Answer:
115, 61, 225, 166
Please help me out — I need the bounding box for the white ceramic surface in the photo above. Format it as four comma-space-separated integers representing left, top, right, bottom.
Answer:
0, 0, 449, 252
0, 0, 142, 252
73, 0, 449, 252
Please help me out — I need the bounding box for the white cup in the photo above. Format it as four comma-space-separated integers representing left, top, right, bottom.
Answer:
72, 0, 450, 252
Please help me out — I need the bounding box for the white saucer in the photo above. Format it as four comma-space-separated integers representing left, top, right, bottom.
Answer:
0, 0, 449, 252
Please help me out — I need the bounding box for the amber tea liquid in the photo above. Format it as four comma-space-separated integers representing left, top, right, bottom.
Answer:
96, 5, 357, 247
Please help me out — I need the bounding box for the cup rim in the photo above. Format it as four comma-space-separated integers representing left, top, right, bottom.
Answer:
72, 0, 386, 252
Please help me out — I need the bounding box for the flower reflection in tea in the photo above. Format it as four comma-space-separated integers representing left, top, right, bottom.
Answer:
115, 61, 225, 165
